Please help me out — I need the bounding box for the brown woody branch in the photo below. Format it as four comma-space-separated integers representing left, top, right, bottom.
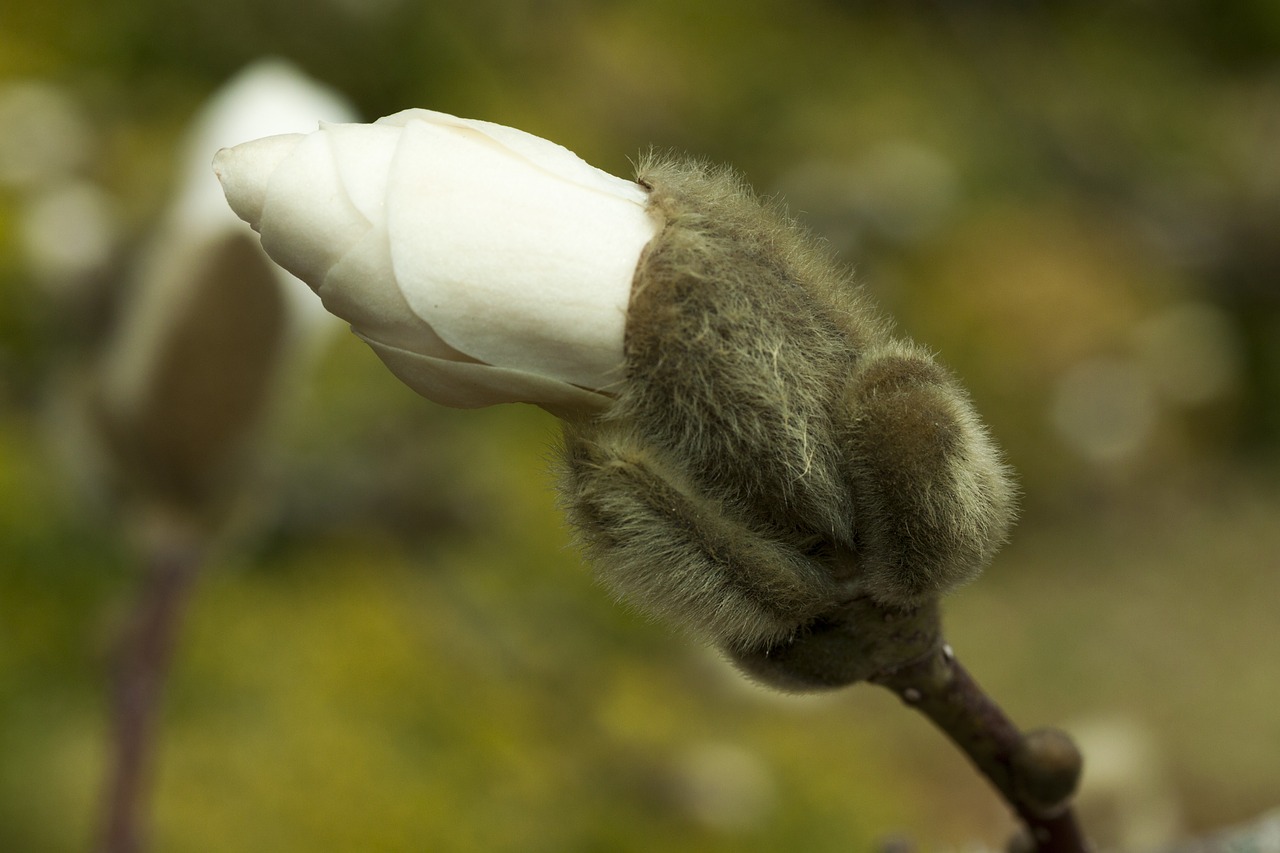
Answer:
872, 644, 1088, 853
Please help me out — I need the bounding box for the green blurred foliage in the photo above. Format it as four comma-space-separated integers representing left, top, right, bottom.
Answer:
2, 1, 1279, 850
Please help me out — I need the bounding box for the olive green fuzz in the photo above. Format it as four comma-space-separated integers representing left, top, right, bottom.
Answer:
559, 155, 1015, 683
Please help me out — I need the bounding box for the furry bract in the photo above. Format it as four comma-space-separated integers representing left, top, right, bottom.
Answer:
561, 155, 1015, 654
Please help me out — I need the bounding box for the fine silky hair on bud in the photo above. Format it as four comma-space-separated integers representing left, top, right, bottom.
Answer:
560, 153, 1016, 654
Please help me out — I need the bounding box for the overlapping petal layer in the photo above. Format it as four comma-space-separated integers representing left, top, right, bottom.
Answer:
215, 110, 658, 410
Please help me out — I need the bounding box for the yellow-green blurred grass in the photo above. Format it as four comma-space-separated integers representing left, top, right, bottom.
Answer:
0, 413, 128, 853
148, 545, 905, 853
151, 387, 913, 852
4, 351, 1280, 850
0, 379, 908, 851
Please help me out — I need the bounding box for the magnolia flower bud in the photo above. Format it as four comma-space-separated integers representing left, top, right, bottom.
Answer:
92, 60, 356, 519
217, 111, 1016, 682
214, 109, 659, 414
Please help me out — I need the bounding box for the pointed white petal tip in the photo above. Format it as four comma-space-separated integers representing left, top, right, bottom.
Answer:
212, 133, 304, 230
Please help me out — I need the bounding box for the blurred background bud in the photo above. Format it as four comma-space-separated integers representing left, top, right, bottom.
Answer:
81, 60, 356, 529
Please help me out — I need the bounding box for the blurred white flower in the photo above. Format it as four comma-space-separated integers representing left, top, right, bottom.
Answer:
77, 64, 361, 853
214, 109, 659, 413
91, 59, 357, 517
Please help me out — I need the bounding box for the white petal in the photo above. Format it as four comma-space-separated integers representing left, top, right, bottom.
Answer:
377, 109, 648, 205
385, 117, 654, 391
256, 130, 369, 287
321, 121, 401, 223
216, 109, 660, 412
213, 133, 303, 230
320, 223, 464, 359
359, 333, 611, 413
182, 60, 357, 234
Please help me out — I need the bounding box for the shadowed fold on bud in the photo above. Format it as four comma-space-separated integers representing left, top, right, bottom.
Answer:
216, 111, 1016, 684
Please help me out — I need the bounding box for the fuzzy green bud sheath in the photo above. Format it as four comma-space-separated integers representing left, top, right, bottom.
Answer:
565, 157, 1015, 655
215, 111, 1016, 674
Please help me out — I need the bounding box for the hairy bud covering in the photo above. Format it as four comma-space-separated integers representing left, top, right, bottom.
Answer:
560, 155, 1016, 655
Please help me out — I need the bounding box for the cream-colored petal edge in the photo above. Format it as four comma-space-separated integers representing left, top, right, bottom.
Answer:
375, 108, 648, 205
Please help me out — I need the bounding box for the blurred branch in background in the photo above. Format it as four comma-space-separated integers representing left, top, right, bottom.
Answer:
67, 61, 356, 852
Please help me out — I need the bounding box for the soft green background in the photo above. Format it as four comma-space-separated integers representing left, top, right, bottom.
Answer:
3, 2, 1280, 850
